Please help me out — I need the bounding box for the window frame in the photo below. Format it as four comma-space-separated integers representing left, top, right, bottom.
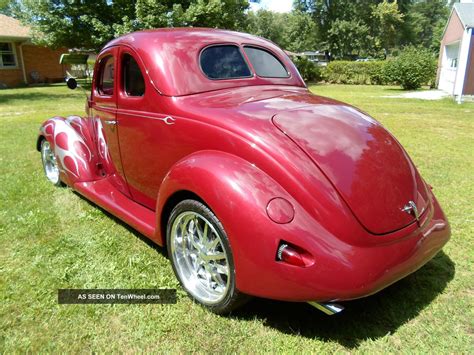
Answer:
242, 45, 290, 79
198, 43, 254, 81
0, 42, 18, 69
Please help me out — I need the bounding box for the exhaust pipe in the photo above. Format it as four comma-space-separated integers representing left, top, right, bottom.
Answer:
307, 301, 344, 315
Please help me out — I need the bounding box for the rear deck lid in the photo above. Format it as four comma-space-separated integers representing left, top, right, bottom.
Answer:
273, 104, 429, 235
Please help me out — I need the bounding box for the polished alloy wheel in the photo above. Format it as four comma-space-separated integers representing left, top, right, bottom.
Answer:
41, 140, 60, 185
170, 211, 230, 305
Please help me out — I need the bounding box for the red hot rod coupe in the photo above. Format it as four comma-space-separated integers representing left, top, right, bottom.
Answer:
38, 29, 450, 315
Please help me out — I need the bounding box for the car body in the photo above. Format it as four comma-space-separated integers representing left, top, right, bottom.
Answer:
37, 29, 450, 314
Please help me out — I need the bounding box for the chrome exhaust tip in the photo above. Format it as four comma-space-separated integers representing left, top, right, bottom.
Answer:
307, 301, 344, 315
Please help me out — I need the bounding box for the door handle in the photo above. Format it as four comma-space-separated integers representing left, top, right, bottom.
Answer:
104, 120, 117, 125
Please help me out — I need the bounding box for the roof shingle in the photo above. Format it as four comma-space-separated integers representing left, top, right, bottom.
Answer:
0, 14, 31, 39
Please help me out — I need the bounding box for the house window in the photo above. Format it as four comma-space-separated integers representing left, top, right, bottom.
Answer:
0, 42, 17, 68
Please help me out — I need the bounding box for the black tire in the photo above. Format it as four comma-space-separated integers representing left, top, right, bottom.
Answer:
166, 199, 249, 314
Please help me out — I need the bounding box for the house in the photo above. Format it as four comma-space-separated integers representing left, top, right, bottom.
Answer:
0, 14, 68, 88
437, 1, 474, 102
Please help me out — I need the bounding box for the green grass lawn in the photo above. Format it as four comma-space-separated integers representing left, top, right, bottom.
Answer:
1, 84, 473, 352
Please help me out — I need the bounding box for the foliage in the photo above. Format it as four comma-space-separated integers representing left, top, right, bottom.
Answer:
383, 46, 437, 90
1, 84, 473, 352
0, 0, 12, 14
246, 9, 316, 53
292, 56, 322, 82
12, 0, 249, 50
293, 0, 450, 58
327, 19, 371, 59
401, 0, 449, 53
371, 0, 404, 53
323, 60, 387, 85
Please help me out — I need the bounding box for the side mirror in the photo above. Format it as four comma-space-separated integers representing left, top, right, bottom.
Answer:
66, 77, 78, 90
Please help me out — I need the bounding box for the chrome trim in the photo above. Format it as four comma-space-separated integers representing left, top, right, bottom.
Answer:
307, 301, 344, 315
402, 200, 420, 221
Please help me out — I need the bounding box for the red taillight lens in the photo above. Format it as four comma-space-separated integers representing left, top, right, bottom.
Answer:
277, 243, 307, 267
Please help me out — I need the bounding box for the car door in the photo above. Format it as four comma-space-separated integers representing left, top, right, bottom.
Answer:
116, 47, 180, 210
91, 47, 131, 197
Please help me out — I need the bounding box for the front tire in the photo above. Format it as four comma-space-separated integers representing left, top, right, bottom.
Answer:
166, 199, 248, 314
40, 139, 62, 186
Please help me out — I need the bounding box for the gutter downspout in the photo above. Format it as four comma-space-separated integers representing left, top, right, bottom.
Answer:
19, 42, 27, 85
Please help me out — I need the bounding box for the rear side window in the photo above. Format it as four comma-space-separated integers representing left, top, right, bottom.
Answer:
244, 46, 289, 78
123, 54, 145, 96
98, 56, 115, 95
200, 45, 251, 80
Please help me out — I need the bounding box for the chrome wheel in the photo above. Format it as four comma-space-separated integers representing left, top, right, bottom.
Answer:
170, 211, 230, 305
41, 140, 60, 185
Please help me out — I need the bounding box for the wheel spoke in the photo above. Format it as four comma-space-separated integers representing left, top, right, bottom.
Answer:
170, 210, 230, 304
202, 252, 226, 261
214, 263, 229, 276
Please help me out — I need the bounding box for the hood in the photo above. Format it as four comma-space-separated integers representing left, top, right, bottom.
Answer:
272, 104, 430, 235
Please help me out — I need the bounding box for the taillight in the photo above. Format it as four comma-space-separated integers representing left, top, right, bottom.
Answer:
276, 242, 314, 267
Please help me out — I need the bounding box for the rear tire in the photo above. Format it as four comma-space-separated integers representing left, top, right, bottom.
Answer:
166, 199, 249, 314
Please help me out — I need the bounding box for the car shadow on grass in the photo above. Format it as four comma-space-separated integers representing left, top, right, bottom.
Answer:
230, 251, 454, 349
72, 191, 168, 259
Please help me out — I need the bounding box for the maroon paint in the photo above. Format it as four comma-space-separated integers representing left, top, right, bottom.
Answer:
37, 29, 450, 303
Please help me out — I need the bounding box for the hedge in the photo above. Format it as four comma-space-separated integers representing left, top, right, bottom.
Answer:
323, 61, 388, 85
299, 47, 438, 90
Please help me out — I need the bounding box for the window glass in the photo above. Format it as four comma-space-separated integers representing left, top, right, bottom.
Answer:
0, 42, 16, 68
123, 54, 145, 96
200, 45, 251, 79
98, 56, 114, 95
243, 46, 289, 78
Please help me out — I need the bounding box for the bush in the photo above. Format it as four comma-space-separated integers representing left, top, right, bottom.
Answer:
292, 56, 322, 82
323, 60, 387, 85
383, 47, 437, 90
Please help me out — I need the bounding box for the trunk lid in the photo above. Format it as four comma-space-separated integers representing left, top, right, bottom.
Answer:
273, 104, 429, 235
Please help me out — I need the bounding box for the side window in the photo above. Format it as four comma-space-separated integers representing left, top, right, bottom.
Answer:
98, 56, 115, 95
122, 54, 145, 96
200, 45, 251, 80
243, 46, 289, 78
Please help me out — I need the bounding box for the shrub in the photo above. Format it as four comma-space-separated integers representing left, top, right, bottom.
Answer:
383, 47, 437, 90
323, 60, 387, 85
292, 56, 322, 82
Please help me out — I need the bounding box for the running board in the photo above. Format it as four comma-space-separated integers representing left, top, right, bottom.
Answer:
307, 301, 344, 315
73, 179, 156, 240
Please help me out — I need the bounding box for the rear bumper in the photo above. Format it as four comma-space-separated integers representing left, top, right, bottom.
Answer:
233, 192, 450, 302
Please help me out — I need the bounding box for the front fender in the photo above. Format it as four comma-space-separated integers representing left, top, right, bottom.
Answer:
38, 116, 98, 185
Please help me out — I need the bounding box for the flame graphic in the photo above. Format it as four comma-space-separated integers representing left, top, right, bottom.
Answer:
41, 118, 92, 178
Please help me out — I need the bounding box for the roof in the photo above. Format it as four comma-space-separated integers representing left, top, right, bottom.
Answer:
103, 28, 305, 96
0, 14, 30, 40
454, 3, 474, 28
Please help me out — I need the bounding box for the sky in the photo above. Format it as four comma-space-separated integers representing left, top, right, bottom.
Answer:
249, 0, 293, 13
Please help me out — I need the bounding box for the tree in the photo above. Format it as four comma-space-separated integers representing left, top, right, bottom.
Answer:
246, 10, 286, 46
13, 0, 249, 50
371, 0, 404, 54
284, 10, 318, 52
327, 19, 371, 59
246, 9, 317, 52
0, 0, 13, 15
403, 0, 449, 52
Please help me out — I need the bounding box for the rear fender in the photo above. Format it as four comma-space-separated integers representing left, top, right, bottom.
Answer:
156, 150, 306, 293
37, 116, 98, 184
